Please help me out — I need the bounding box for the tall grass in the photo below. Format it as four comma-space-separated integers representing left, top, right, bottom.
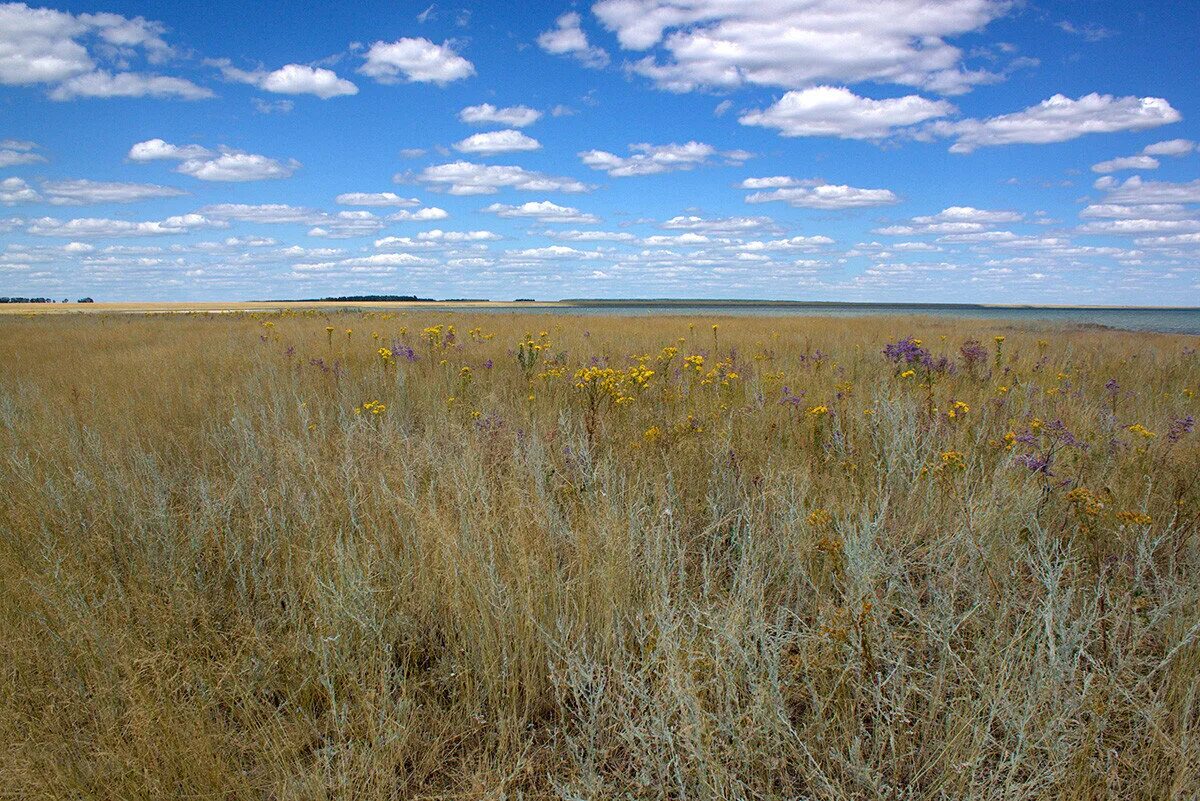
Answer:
1, 310, 1197, 799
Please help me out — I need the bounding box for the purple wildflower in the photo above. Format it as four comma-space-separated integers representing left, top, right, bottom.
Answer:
883, 336, 931, 367
959, 339, 987, 370
1168, 415, 1194, 442
779, 386, 806, 407
1015, 453, 1053, 475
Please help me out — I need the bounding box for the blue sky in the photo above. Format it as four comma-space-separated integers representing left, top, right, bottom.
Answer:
2, 0, 1199, 304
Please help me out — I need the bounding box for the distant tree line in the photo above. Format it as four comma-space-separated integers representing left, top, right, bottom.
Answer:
1, 297, 93, 303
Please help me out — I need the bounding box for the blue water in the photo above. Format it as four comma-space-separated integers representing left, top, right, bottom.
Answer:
409, 303, 1200, 335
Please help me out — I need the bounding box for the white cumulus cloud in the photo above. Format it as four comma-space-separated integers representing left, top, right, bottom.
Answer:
335, 192, 420, 207
1141, 139, 1195, 157
579, 141, 746, 177
739, 86, 954, 140
389, 207, 450, 221
137, 143, 301, 181
212, 60, 357, 99
591, 0, 1014, 94
413, 161, 590, 195
25, 213, 224, 237
742, 178, 899, 209
48, 70, 212, 100
128, 138, 213, 161
0, 138, 46, 167
0, 177, 39, 205
0, 4, 207, 100
454, 130, 542, 155
483, 200, 599, 223
933, 93, 1180, 153
537, 12, 609, 68
40, 179, 187, 204
459, 103, 541, 127
358, 37, 474, 85
1091, 155, 1159, 173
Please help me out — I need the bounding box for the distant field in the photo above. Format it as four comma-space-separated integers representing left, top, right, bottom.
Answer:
2, 310, 1198, 799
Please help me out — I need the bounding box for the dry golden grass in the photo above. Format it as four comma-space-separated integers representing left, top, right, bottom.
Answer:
1, 310, 1198, 799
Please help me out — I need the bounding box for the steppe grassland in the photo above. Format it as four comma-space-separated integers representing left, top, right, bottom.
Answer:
1, 310, 1198, 799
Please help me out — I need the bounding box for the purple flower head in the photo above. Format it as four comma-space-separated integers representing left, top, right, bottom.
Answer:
1168, 415, 1194, 442
959, 339, 987, 368
883, 336, 931, 367
483, 358, 494, 369
779, 386, 806, 406
1015, 453, 1053, 475
1105, 378, 1120, 395
1047, 419, 1086, 449
474, 412, 504, 433
390, 341, 417, 362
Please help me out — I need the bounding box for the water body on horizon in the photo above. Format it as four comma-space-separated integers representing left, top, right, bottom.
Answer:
410, 303, 1200, 335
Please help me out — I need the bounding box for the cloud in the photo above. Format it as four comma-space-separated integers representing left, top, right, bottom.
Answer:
742, 178, 899, 209
1080, 203, 1193, 220
306, 211, 385, 239
542, 229, 638, 242
358, 37, 474, 85
454, 129, 542, 155
292, 252, 438, 273
591, 0, 1013, 94
1093, 176, 1200, 205
0, 4, 203, 101
128, 138, 213, 161
537, 12, 609, 68
661, 215, 776, 234
1077, 218, 1200, 235
483, 200, 599, 223
579, 141, 746, 177
738, 86, 954, 140
389, 207, 450, 221
335, 192, 420, 207
1091, 155, 1159, 173
0, 138, 46, 167
933, 93, 1180, 153
0, 177, 39, 204
1056, 20, 1113, 42
459, 103, 542, 127
48, 70, 213, 100
26, 213, 224, 237
1141, 139, 1195, 157
1132, 232, 1200, 247
175, 150, 301, 182
211, 60, 357, 99
199, 203, 321, 223
873, 206, 1022, 235
40, 179, 187, 204
198, 202, 446, 234
918, 206, 1023, 224
415, 229, 500, 241
252, 98, 294, 114
506, 245, 605, 260
413, 161, 590, 195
